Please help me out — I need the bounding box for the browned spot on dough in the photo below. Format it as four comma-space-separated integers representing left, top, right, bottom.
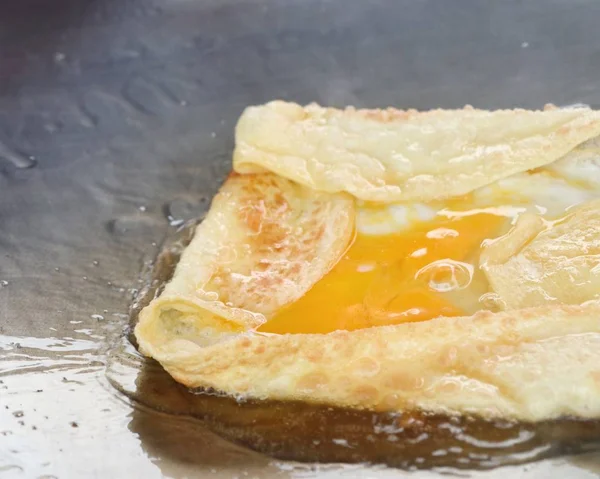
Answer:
289, 262, 302, 276
493, 344, 518, 358
313, 224, 326, 242
256, 260, 270, 272
437, 379, 460, 394
384, 372, 424, 391
589, 370, 600, 386
273, 192, 287, 209
505, 330, 521, 344
357, 107, 417, 123
438, 346, 458, 368
241, 201, 265, 233
476, 343, 491, 356
350, 357, 380, 377
304, 347, 324, 362
296, 372, 329, 393
236, 383, 249, 393
380, 393, 403, 409
558, 124, 572, 135
353, 384, 379, 404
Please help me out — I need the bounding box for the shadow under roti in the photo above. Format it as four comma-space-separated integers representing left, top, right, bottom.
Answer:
118, 221, 600, 471
126, 360, 276, 472
125, 351, 600, 471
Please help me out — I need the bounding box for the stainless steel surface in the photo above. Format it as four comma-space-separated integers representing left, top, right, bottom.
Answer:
1, 0, 600, 477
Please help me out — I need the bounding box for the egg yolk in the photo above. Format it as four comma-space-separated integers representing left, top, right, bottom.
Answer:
258, 210, 505, 334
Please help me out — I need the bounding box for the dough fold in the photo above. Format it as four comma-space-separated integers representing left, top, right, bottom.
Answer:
139, 301, 600, 422
136, 172, 354, 350
234, 101, 600, 202
481, 199, 600, 310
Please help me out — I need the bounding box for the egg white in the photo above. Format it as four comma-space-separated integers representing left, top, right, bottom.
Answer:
356, 157, 600, 236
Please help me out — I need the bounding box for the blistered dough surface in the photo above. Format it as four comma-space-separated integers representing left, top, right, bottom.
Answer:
135, 172, 354, 350
144, 302, 600, 422
233, 101, 600, 202
481, 199, 600, 309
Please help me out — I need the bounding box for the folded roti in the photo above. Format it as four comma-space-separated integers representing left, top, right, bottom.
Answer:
546, 135, 600, 188
136, 102, 600, 423
480, 199, 600, 310
233, 101, 600, 202
136, 172, 354, 349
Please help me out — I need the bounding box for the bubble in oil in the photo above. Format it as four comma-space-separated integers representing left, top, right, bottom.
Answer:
163, 198, 206, 227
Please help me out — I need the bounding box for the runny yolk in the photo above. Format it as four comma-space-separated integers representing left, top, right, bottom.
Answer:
258, 211, 506, 334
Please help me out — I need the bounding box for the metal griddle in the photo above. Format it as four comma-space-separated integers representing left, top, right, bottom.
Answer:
1, 1, 600, 477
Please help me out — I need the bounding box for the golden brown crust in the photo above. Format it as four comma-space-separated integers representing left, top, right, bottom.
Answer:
140, 301, 600, 422
135, 172, 355, 349
233, 101, 600, 202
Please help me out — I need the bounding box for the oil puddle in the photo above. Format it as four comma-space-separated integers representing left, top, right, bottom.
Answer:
107, 220, 600, 472
0, 334, 103, 375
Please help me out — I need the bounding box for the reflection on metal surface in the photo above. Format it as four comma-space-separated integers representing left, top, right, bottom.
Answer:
0, 141, 36, 169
